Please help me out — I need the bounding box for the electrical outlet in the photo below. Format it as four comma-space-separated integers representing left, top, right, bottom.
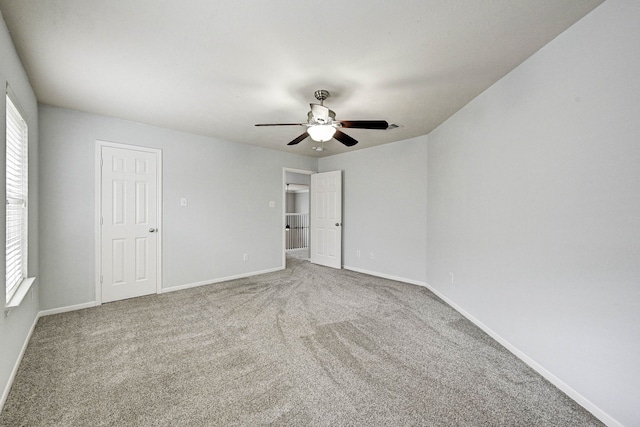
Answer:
356, 250, 361, 257
450, 272, 454, 284
243, 254, 249, 262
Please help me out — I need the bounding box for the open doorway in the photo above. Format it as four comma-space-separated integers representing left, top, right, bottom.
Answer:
282, 168, 314, 267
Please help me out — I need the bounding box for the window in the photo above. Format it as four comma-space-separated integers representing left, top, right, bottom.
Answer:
5, 92, 32, 306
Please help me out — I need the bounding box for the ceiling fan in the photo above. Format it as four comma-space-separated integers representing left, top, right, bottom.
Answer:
255, 89, 390, 148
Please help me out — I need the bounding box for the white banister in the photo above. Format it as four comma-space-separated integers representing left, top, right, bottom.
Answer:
285, 213, 309, 250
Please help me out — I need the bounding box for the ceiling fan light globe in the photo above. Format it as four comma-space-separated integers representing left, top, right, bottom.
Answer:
308, 125, 336, 142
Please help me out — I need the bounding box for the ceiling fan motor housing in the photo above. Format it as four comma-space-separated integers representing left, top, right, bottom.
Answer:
308, 105, 336, 124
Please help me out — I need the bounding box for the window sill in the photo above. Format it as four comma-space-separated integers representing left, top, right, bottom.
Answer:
5, 277, 36, 309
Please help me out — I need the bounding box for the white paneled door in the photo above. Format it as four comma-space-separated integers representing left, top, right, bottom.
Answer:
100, 145, 159, 303
310, 170, 342, 269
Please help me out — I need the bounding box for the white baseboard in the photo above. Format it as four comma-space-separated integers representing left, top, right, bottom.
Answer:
1, 264, 285, 411
418, 282, 621, 427
2, 301, 98, 412
344, 265, 619, 427
39, 301, 97, 317
161, 266, 285, 294
1, 312, 39, 412
343, 265, 428, 288
3, 267, 620, 426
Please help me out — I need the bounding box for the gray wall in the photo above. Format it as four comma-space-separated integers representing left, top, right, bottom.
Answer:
427, 1, 639, 425
294, 192, 309, 214
286, 191, 309, 214
285, 192, 295, 213
0, 11, 39, 406
285, 171, 310, 213
38, 105, 316, 309
285, 171, 311, 186
319, 136, 428, 284
3, 1, 638, 424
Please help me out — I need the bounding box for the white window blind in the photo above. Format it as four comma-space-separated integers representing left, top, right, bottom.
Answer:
6, 93, 28, 302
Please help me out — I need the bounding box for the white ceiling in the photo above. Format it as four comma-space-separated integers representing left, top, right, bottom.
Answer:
0, 0, 603, 157
286, 184, 309, 193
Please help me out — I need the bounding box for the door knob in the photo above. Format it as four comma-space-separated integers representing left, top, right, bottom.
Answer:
335, 223, 341, 226
149, 228, 157, 233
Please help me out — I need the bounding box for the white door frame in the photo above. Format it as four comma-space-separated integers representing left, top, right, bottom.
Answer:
282, 167, 315, 268
95, 140, 163, 305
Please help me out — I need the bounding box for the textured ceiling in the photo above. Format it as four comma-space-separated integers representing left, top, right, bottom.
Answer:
0, 0, 603, 157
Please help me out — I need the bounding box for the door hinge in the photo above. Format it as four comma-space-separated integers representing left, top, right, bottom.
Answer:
100, 217, 103, 225
100, 158, 103, 167
100, 275, 103, 284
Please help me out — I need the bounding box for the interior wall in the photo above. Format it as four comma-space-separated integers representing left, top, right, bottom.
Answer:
426, 1, 639, 425
285, 192, 308, 214
318, 136, 427, 284
285, 192, 295, 213
293, 192, 309, 214
2, 2, 635, 424
38, 105, 316, 310
0, 11, 40, 408
285, 171, 311, 186
285, 172, 310, 214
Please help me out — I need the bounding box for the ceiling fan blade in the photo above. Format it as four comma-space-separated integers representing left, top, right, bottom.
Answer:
334, 130, 358, 147
339, 120, 389, 130
287, 132, 309, 146
255, 123, 306, 126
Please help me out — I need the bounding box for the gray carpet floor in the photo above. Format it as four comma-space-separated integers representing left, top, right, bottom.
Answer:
1, 254, 603, 426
